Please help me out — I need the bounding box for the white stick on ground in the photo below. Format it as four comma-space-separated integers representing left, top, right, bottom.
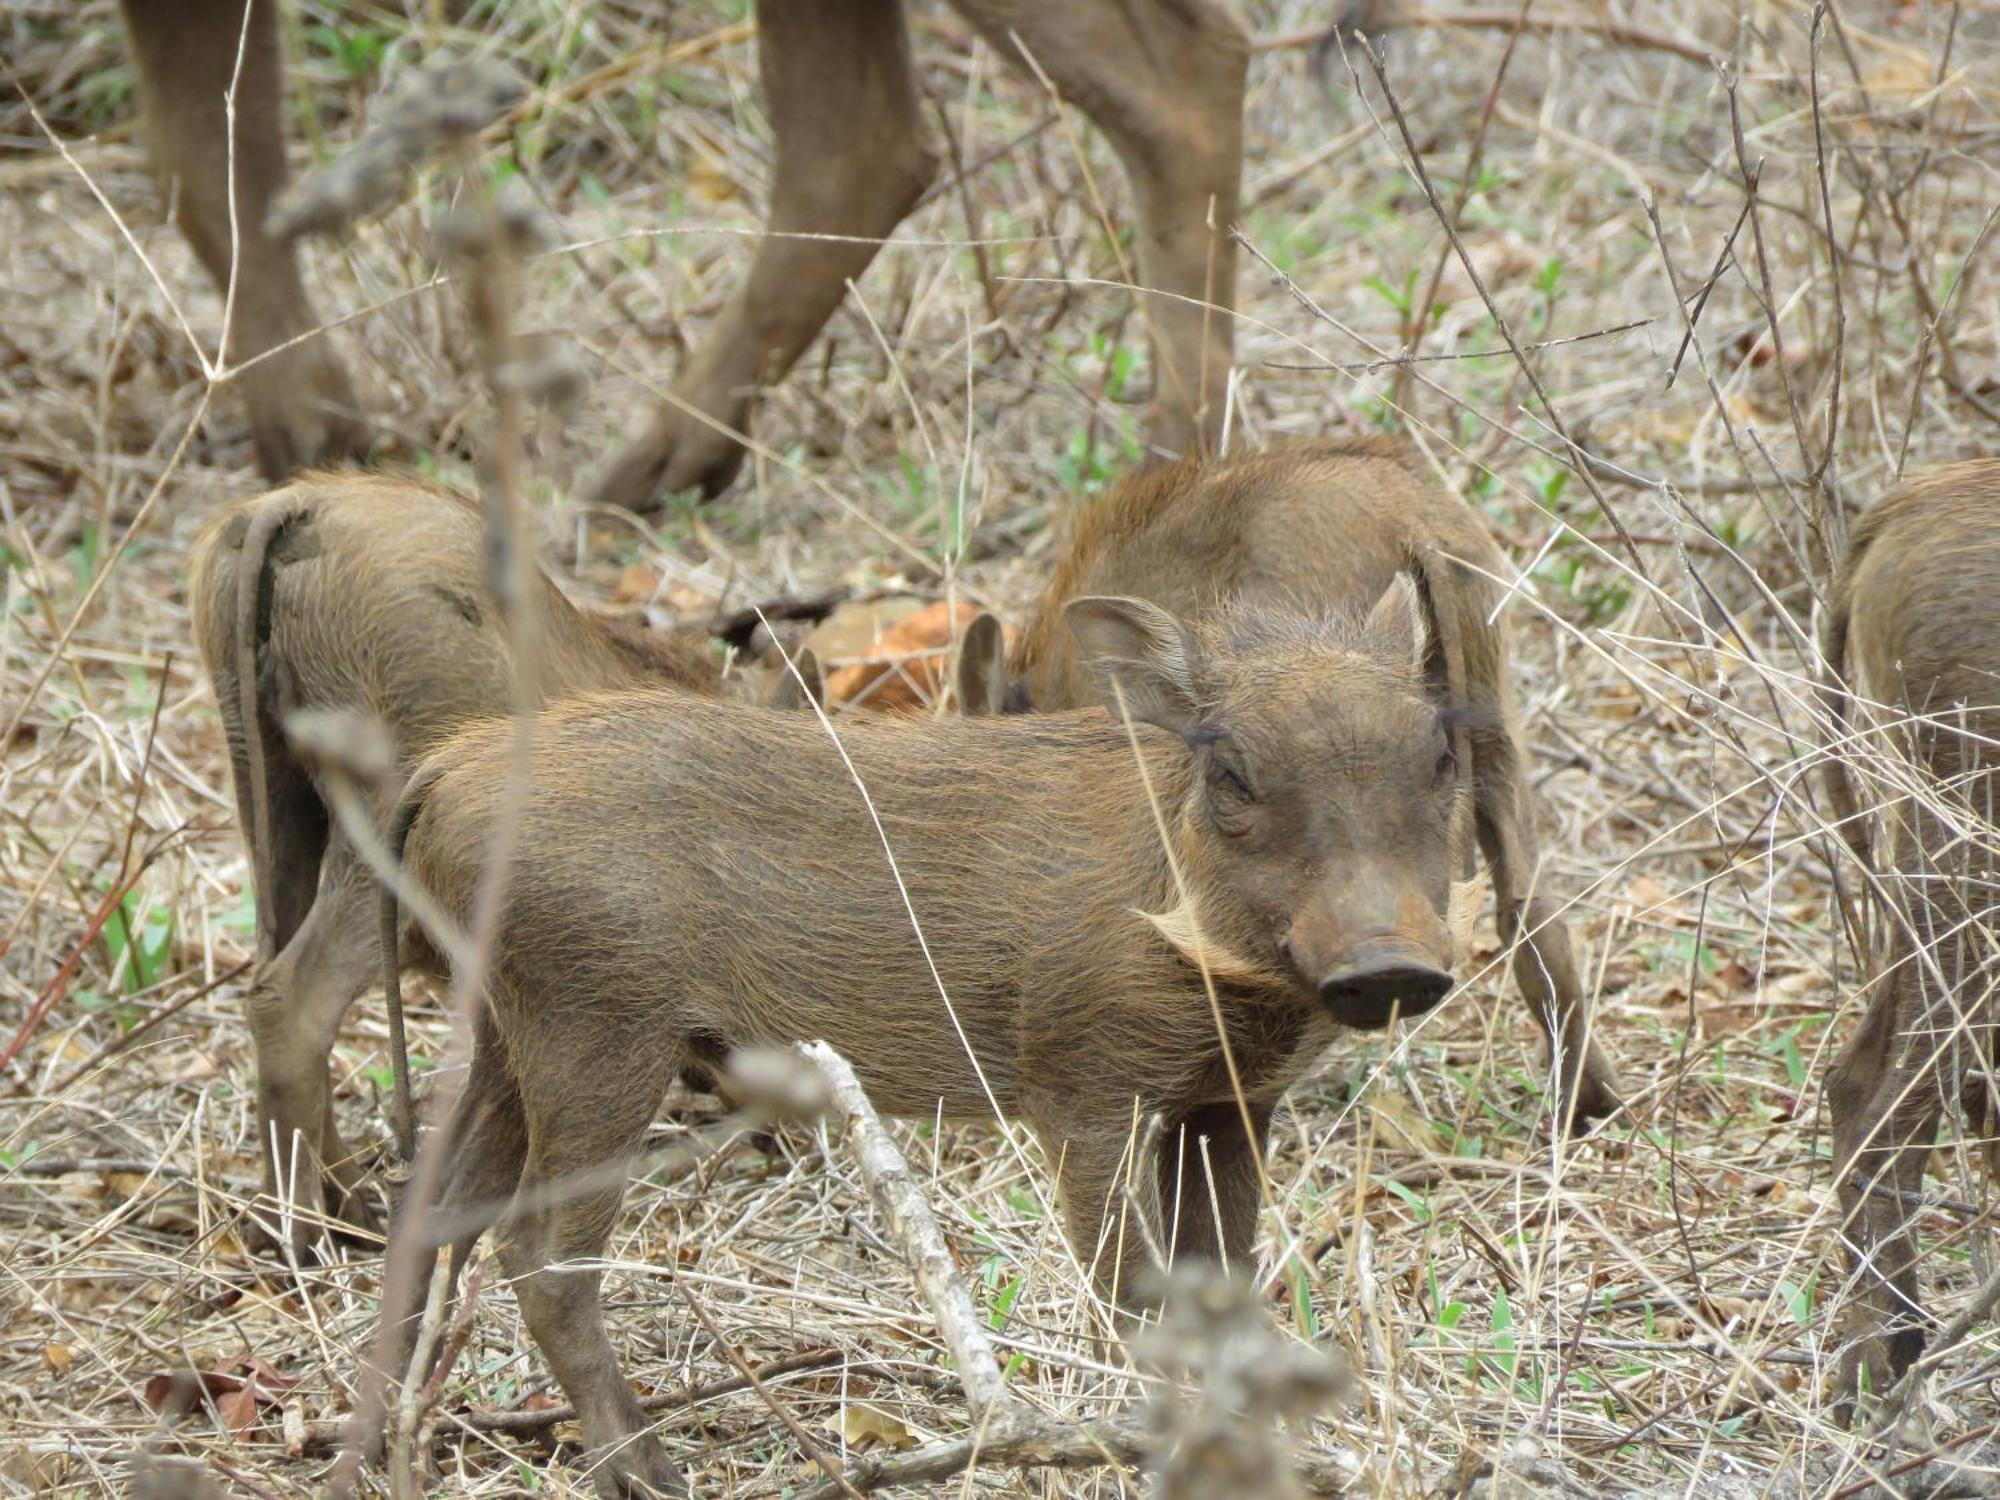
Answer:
795, 1041, 1349, 1500
799, 1039, 1013, 1421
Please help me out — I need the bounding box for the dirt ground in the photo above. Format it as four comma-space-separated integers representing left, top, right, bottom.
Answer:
3, 1, 1999, 1495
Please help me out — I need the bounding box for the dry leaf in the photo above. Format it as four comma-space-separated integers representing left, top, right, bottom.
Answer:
1365, 1094, 1444, 1156
818, 600, 1015, 712
1863, 47, 1939, 100
209, 1230, 251, 1267
100, 1170, 150, 1201
42, 1035, 90, 1065
1768, 1184, 1821, 1216
215, 1386, 260, 1439
686, 150, 739, 205
612, 564, 659, 606
834, 1403, 918, 1453
801, 596, 927, 664
1701, 1293, 1757, 1328
1, 1447, 71, 1492
140, 1357, 300, 1438
1624, 875, 1670, 910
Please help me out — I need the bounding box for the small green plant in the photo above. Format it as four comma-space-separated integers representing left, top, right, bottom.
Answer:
362, 1049, 429, 1095
1089, 332, 1138, 404
987, 1273, 1022, 1332
101, 885, 174, 994
1383, 1178, 1432, 1225
1649, 932, 1720, 976
1761, 1017, 1824, 1093
1428, 1263, 1467, 1333
1777, 1273, 1816, 1325
1282, 1253, 1319, 1338
305, 21, 390, 81
68, 522, 102, 593
1056, 427, 1113, 496
72, 988, 143, 1034
1474, 1288, 1545, 1399
1363, 267, 1421, 319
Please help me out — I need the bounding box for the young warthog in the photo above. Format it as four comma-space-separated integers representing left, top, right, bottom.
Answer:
958, 439, 1622, 1123
190, 473, 809, 1250
381, 582, 1462, 1497
117, 0, 1244, 497
1822, 459, 2000, 1402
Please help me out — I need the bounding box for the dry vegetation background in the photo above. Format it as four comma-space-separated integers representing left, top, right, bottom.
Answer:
2, 0, 1998, 1494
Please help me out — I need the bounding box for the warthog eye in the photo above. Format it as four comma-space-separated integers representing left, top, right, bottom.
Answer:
1432, 744, 1456, 786
1211, 764, 1253, 802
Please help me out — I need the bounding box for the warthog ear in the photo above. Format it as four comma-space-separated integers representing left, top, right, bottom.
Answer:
954, 611, 1009, 716
1362, 571, 1430, 673
767, 645, 826, 711
1064, 595, 1202, 738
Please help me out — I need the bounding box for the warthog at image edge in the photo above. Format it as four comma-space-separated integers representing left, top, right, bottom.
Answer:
1822, 457, 2000, 1404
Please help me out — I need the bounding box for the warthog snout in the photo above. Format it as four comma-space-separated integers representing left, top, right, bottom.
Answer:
1317, 950, 1454, 1029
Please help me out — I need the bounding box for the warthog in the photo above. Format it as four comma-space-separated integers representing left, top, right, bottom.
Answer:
378, 579, 1463, 1496
189, 472, 815, 1251
1822, 458, 2000, 1402
957, 439, 1623, 1123
117, 0, 1246, 500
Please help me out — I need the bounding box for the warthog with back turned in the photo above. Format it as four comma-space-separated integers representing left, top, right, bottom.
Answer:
116, 0, 1245, 500
378, 580, 1463, 1497
1822, 458, 2000, 1402
958, 439, 1623, 1123
189, 472, 816, 1251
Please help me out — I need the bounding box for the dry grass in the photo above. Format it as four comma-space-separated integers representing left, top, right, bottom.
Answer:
3, 0, 1998, 1494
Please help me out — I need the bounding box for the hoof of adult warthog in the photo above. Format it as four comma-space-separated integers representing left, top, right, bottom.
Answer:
587, 405, 748, 513
241, 1182, 384, 1265
243, 338, 369, 481
1832, 1325, 1927, 1423
586, 1436, 689, 1499
1552, 1040, 1624, 1129
242, 1144, 387, 1263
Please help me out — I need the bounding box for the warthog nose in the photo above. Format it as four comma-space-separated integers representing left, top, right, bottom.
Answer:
1319, 961, 1453, 1030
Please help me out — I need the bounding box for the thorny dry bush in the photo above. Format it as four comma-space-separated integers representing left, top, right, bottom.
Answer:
2, 0, 1997, 1494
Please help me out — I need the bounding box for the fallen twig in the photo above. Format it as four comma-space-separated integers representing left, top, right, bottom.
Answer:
800, 1040, 1010, 1419
1254, 6, 1716, 68
675, 1274, 863, 1500
796, 1042, 1346, 1498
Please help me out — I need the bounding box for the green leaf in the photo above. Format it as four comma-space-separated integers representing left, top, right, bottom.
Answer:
988, 1275, 1022, 1330
1382, 1179, 1432, 1223
1363, 272, 1413, 317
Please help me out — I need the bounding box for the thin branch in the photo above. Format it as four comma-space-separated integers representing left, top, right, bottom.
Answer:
801, 1042, 1011, 1419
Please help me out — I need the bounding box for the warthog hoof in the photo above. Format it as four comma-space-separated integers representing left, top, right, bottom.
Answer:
588, 402, 748, 512
242, 335, 368, 481
1559, 1041, 1625, 1128
243, 1145, 386, 1264
586, 1433, 689, 1499
1832, 1322, 1927, 1422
